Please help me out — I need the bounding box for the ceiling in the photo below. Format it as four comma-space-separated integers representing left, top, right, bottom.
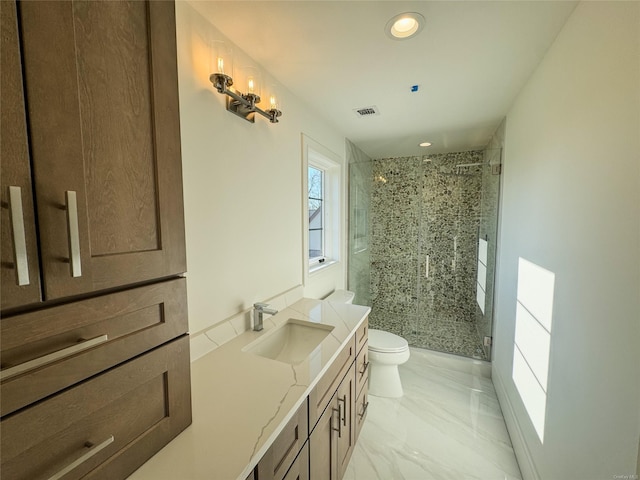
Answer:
190, 1, 578, 159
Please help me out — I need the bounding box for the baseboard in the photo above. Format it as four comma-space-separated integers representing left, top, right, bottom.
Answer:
492, 366, 540, 480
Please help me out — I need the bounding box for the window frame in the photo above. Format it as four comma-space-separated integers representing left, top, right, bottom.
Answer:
302, 135, 342, 277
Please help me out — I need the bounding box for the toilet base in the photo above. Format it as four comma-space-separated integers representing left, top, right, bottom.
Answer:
368, 363, 404, 398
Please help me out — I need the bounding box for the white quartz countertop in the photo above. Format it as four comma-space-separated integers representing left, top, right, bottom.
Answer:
129, 298, 370, 480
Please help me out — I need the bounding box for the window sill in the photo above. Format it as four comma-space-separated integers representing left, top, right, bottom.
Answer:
309, 259, 338, 276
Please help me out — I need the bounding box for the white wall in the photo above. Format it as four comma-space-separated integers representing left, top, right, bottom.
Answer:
175, 2, 347, 335
493, 2, 640, 479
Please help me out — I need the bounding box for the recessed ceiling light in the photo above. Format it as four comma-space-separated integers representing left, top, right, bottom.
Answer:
386, 12, 425, 40
419, 141, 432, 147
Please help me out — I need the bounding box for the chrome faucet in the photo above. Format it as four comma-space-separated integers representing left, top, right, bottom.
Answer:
253, 303, 278, 331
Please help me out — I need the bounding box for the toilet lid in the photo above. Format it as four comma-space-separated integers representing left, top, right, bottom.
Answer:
368, 329, 409, 353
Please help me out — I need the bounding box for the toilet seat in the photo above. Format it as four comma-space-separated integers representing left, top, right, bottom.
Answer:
368, 329, 409, 353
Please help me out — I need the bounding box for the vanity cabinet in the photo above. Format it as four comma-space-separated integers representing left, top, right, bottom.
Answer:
1, 1, 191, 478
256, 401, 308, 480
1, 0, 186, 311
354, 341, 370, 442
252, 316, 369, 480
307, 316, 369, 480
309, 363, 356, 480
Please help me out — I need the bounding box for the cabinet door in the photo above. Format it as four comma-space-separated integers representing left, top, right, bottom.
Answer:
309, 391, 338, 480
335, 364, 355, 480
282, 443, 309, 480
1, 335, 191, 480
354, 380, 369, 442
1, 277, 188, 417
18, 0, 186, 300
256, 401, 308, 480
0, 0, 42, 310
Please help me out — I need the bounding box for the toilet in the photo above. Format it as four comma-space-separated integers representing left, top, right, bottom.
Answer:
325, 290, 410, 398
367, 329, 410, 398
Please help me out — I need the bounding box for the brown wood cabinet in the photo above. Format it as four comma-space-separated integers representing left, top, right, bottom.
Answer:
309, 388, 339, 480
309, 363, 356, 480
335, 363, 356, 479
354, 381, 369, 443
1, 0, 185, 311
1, 1, 191, 479
354, 341, 370, 443
0, 0, 42, 310
309, 338, 355, 428
282, 443, 310, 480
256, 401, 309, 480
1, 335, 191, 480
0, 278, 188, 416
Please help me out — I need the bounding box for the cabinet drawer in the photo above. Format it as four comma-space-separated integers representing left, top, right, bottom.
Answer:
0, 335, 191, 480
355, 317, 368, 355
282, 442, 309, 480
308, 337, 355, 430
354, 379, 369, 443
0, 278, 188, 417
256, 400, 308, 480
355, 341, 369, 397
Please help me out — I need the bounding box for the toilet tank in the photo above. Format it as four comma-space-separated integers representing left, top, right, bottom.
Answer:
325, 289, 355, 304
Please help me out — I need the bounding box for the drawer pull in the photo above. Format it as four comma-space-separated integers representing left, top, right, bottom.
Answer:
331, 407, 342, 438
65, 190, 82, 277
360, 360, 369, 377
359, 400, 369, 419
0, 334, 108, 381
337, 395, 347, 426
48, 435, 114, 480
7, 186, 30, 286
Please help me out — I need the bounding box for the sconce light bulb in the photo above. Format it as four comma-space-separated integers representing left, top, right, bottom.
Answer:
248, 77, 255, 94
217, 57, 224, 74
270, 95, 277, 109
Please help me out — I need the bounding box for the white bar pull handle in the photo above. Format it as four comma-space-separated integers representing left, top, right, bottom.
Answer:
425, 255, 430, 278
0, 334, 108, 381
65, 190, 82, 277
47, 435, 114, 480
8, 186, 30, 286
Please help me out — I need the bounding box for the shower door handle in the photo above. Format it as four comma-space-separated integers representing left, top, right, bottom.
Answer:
425, 255, 430, 278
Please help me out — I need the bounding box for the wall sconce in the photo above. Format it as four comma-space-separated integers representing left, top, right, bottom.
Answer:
209, 42, 282, 124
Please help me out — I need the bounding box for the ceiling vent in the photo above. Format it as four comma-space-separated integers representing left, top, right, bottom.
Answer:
353, 105, 380, 118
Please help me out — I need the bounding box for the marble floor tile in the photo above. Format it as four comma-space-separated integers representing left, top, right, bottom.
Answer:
344, 348, 521, 480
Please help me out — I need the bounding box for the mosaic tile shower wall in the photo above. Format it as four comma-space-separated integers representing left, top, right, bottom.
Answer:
369, 151, 487, 359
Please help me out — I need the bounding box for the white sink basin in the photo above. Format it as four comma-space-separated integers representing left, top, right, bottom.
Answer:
243, 319, 334, 364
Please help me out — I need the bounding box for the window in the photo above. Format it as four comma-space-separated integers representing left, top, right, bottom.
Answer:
308, 166, 325, 263
302, 135, 342, 275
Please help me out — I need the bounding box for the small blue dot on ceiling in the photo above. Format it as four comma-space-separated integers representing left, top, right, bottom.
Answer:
411, 85, 419, 92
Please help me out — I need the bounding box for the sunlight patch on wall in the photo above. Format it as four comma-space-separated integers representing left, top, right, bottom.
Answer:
513, 257, 555, 443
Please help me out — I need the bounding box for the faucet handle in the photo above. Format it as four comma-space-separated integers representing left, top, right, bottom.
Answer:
254, 302, 270, 309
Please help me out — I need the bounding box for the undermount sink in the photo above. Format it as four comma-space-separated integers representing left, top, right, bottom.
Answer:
243, 319, 334, 364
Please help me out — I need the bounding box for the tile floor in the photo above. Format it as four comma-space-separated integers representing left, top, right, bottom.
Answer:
344, 347, 522, 480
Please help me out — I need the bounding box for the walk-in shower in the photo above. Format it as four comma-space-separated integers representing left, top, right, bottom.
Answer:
347, 141, 501, 360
